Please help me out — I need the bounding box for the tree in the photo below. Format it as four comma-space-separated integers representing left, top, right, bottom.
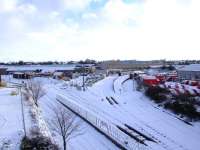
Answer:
168, 65, 175, 70
21, 136, 59, 150
26, 80, 46, 106
18, 61, 24, 65
50, 106, 82, 150
145, 86, 169, 103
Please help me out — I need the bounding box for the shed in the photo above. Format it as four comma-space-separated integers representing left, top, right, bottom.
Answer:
53, 72, 64, 79
13, 72, 32, 79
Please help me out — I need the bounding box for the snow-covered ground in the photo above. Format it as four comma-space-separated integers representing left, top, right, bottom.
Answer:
39, 81, 120, 150
0, 88, 23, 149
1, 74, 200, 150
56, 75, 200, 150
0, 76, 119, 150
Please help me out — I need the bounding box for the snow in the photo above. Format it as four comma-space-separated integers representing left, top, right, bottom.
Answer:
24, 94, 53, 140
1, 74, 200, 150
165, 82, 200, 95
0, 88, 23, 149
53, 72, 63, 76
55, 75, 200, 150
141, 75, 157, 80
113, 75, 129, 94
133, 71, 145, 74
39, 82, 120, 150
0, 79, 56, 149
12, 72, 24, 75
0, 64, 75, 73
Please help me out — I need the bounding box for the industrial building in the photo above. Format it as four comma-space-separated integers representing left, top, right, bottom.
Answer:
98, 60, 165, 70
177, 64, 200, 81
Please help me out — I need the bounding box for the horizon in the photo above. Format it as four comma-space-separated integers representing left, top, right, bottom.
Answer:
0, 59, 200, 65
0, 0, 200, 61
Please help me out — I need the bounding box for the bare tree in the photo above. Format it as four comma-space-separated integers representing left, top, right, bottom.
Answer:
26, 79, 46, 106
50, 106, 82, 150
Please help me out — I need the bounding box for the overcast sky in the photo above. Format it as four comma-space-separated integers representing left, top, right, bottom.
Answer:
0, 0, 199, 62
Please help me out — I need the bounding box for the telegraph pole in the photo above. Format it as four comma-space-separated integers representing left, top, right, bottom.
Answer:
82, 64, 85, 91
19, 85, 27, 137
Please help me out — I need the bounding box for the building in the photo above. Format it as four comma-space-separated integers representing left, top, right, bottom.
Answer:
98, 60, 165, 71
53, 72, 64, 79
141, 75, 160, 86
13, 72, 32, 79
177, 64, 200, 81
0, 68, 7, 82
74, 65, 96, 74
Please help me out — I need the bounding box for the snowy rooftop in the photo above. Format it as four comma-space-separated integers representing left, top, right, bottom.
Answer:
53, 72, 63, 76
141, 75, 157, 80
177, 64, 200, 72
133, 70, 145, 74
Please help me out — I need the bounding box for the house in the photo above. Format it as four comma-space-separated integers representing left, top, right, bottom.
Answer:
177, 64, 200, 81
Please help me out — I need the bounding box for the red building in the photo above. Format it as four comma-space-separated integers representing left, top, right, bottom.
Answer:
142, 75, 160, 86
156, 74, 166, 82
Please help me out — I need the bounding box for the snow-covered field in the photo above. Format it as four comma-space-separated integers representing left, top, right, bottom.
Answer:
1, 74, 200, 150
0, 88, 23, 149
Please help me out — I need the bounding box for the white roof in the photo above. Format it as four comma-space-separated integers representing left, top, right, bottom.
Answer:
177, 64, 200, 72
53, 72, 63, 76
141, 75, 157, 80
133, 71, 145, 74
13, 72, 24, 75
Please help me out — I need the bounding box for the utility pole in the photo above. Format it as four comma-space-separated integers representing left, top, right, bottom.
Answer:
19, 85, 27, 137
82, 65, 85, 91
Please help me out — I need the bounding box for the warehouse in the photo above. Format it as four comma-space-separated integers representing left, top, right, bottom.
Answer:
13, 72, 32, 79
177, 64, 200, 81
